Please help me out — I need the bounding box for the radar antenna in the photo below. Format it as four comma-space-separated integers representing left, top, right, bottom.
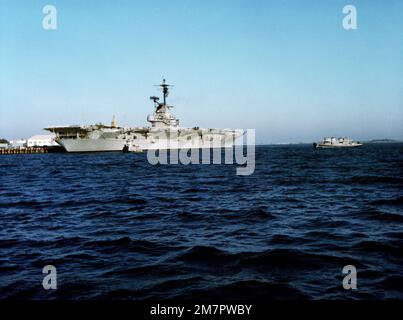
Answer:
149, 96, 159, 107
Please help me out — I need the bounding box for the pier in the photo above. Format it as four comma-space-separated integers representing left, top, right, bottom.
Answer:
0, 147, 48, 155
0, 146, 65, 155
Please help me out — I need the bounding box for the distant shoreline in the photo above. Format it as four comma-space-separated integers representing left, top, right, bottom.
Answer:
255, 139, 402, 146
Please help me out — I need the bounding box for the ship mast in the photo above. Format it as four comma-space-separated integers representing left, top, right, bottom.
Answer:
159, 78, 172, 106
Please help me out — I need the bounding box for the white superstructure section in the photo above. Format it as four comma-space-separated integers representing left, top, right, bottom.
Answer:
27, 134, 59, 147
45, 80, 242, 152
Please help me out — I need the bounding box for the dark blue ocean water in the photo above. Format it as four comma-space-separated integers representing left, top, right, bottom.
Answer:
0, 144, 402, 300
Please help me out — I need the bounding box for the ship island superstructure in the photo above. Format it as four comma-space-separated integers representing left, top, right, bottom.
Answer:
45, 80, 242, 152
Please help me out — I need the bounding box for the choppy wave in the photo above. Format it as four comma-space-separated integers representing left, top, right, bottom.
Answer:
0, 144, 402, 300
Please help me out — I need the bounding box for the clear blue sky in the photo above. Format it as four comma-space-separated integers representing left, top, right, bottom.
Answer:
1, 0, 402, 143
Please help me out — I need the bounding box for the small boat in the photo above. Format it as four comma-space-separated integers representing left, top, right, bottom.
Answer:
313, 137, 362, 149
122, 143, 143, 153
